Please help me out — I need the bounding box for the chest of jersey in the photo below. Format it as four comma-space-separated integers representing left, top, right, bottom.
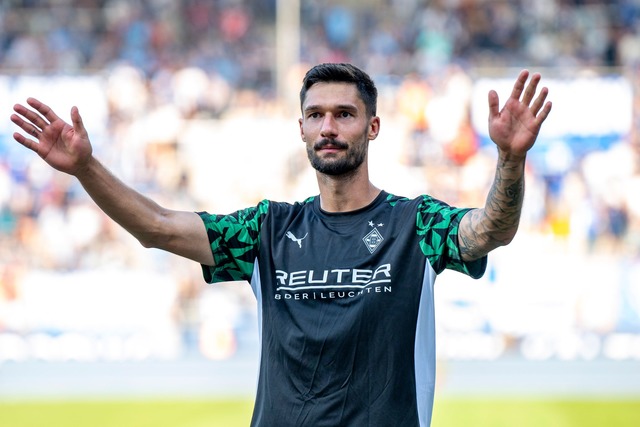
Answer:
261, 199, 427, 308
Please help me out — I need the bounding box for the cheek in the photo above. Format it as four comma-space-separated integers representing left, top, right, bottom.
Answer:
301, 123, 319, 141
300, 122, 308, 135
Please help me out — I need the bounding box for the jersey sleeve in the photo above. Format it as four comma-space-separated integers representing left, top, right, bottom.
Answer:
197, 200, 269, 283
416, 195, 486, 279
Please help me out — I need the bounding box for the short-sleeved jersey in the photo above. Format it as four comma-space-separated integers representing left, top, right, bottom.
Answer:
198, 191, 486, 427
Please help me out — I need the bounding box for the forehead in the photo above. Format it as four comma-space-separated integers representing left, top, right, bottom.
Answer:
302, 82, 364, 111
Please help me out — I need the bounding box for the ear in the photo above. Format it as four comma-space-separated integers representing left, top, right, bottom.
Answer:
299, 117, 306, 142
368, 116, 380, 141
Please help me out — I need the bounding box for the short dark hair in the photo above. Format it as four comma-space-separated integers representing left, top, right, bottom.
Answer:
300, 63, 378, 117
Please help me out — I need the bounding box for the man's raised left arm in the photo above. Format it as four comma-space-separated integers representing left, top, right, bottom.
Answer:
458, 70, 552, 261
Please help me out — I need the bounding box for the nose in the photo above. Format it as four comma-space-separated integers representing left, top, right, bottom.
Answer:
320, 114, 338, 138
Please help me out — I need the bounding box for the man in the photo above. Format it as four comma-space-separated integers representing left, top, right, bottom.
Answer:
11, 63, 551, 426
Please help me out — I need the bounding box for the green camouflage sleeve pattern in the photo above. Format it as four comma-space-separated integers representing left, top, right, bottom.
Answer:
415, 194, 486, 278
197, 200, 270, 283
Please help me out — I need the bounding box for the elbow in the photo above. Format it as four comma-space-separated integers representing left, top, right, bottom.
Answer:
134, 213, 172, 250
473, 226, 519, 258
491, 227, 520, 252
498, 230, 517, 247
459, 209, 521, 259
138, 235, 159, 249
136, 230, 164, 250
487, 213, 521, 248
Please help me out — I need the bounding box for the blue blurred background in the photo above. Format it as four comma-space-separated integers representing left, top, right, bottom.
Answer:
1, 0, 639, 401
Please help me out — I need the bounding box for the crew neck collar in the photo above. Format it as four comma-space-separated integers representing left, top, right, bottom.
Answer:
314, 190, 388, 217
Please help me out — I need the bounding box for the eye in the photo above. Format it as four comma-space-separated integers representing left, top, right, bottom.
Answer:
308, 112, 321, 119
339, 111, 353, 118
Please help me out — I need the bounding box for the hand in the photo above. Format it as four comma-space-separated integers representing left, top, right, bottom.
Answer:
11, 97, 93, 176
488, 70, 552, 159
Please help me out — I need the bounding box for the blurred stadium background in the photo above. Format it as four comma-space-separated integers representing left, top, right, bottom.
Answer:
1, 0, 640, 426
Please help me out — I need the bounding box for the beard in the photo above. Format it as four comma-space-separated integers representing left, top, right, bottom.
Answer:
307, 137, 368, 176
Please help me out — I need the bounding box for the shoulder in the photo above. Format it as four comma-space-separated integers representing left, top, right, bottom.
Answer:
383, 193, 469, 232
261, 196, 316, 218
269, 196, 316, 210
199, 197, 316, 223
415, 194, 469, 219
381, 192, 450, 214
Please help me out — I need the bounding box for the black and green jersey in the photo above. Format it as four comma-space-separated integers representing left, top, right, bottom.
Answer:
198, 191, 486, 427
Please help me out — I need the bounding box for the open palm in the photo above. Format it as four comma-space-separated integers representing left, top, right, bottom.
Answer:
11, 97, 92, 176
488, 70, 552, 158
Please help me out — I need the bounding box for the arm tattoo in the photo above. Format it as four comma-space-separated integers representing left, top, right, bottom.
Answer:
459, 156, 525, 260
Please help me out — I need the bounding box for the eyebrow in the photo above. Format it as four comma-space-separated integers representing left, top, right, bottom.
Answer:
303, 103, 359, 113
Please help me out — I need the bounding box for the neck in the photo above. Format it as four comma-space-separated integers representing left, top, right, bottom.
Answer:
316, 170, 381, 212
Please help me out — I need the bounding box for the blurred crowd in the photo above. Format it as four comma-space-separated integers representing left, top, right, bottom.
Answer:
2, 0, 640, 79
1, 0, 640, 361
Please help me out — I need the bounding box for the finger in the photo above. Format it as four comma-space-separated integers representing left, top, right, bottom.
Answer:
488, 89, 500, 120
26, 97, 62, 124
509, 70, 529, 101
70, 106, 87, 137
12, 131, 41, 155
530, 86, 549, 116
13, 103, 48, 130
535, 101, 553, 126
521, 73, 542, 105
30, 125, 40, 138
10, 113, 42, 139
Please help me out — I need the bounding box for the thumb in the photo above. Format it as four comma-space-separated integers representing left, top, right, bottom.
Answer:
70, 106, 88, 137
488, 89, 500, 121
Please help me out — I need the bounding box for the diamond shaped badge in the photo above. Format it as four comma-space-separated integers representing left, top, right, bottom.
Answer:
363, 228, 384, 254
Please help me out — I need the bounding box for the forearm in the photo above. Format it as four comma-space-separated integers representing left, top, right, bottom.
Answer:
459, 150, 526, 261
75, 157, 214, 264
75, 156, 173, 248
11, 97, 212, 263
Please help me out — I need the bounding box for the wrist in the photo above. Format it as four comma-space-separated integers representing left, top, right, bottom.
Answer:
73, 155, 98, 179
497, 148, 527, 164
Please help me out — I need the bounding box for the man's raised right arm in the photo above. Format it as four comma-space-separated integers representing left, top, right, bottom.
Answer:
11, 97, 214, 266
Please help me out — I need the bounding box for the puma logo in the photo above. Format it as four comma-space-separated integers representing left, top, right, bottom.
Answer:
286, 231, 308, 248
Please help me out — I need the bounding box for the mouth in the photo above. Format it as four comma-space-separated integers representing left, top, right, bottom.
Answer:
314, 139, 348, 152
